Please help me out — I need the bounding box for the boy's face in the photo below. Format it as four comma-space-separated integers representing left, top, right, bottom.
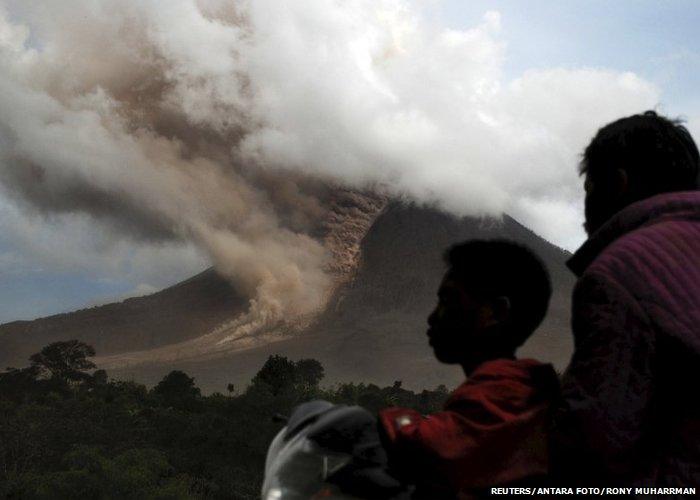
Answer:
426, 272, 495, 364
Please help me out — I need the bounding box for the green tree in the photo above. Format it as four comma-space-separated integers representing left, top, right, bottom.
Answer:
250, 356, 325, 396
0, 343, 452, 499
91, 369, 108, 386
0, 365, 42, 402
153, 370, 201, 406
250, 355, 297, 396
295, 359, 324, 390
29, 340, 96, 383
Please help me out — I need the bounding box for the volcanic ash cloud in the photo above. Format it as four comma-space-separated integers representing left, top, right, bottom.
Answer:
0, 1, 659, 331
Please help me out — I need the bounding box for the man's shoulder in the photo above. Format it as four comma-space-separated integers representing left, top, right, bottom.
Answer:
466, 358, 554, 384
569, 191, 700, 278
448, 359, 558, 411
586, 216, 700, 283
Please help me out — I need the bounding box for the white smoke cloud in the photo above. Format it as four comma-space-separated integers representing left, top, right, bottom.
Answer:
230, 2, 659, 246
0, 0, 660, 326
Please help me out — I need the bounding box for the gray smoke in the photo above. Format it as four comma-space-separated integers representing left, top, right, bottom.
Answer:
0, 0, 659, 326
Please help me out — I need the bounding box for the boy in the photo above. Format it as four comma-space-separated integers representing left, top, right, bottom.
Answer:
379, 240, 559, 497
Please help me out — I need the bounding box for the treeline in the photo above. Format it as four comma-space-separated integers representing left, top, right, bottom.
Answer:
0, 341, 448, 499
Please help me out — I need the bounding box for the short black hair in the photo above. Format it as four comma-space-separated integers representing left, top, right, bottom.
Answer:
445, 239, 551, 348
581, 110, 699, 196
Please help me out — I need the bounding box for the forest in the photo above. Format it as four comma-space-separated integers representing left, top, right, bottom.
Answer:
0, 340, 448, 499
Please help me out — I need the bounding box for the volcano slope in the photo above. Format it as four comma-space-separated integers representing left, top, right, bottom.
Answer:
0, 201, 575, 392
0, 268, 247, 370
0, 190, 385, 370
106, 201, 575, 392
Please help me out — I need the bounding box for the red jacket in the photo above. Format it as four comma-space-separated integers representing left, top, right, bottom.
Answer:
379, 359, 558, 496
554, 191, 700, 486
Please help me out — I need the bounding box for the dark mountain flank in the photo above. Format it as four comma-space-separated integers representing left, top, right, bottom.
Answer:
0, 201, 575, 391
0, 270, 247, 369
303, 201, 574, 388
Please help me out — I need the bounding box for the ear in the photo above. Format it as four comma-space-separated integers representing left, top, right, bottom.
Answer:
481, 296, 511, 327
614, 168, 629, 196
492, 296, 511, 324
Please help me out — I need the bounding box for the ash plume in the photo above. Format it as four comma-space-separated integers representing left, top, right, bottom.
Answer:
0, 1, 659, 332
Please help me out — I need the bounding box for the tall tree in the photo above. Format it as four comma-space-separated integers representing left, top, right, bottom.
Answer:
295, 359, 324, 390
153, 370, 201, 401
250, 356, 325, 396
29, 340, 96, 382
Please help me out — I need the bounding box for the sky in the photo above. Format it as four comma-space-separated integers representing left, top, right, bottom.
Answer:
0, 0, 699, 325
437, 0, 700, 116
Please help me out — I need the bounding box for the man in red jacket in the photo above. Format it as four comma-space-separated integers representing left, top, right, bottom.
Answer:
553, 111, 700, 486
379, 240, 559, 497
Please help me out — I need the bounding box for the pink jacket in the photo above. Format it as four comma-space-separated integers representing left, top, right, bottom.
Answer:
555, 191, 700, 486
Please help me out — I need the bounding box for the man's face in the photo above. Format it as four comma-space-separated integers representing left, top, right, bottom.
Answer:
426, 273, 491, 364
583, 169, 629, 235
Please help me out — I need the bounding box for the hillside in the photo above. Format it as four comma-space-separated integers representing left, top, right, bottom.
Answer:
0, 269, 246, 369
0, 199, 575, 392
108, 201, 575, 392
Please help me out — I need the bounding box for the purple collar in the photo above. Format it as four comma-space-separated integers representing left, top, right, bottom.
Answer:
567, 191, 700, 276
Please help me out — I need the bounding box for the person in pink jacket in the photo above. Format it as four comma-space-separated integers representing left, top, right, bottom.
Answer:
553, 111, 700, 486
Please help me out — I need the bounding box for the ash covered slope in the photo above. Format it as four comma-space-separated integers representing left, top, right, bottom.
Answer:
0, 269, 247, 369
0, 190, 386, 370
110, 201, 574, 393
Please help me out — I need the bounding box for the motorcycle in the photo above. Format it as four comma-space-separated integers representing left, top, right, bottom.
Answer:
262, 400, 411, 500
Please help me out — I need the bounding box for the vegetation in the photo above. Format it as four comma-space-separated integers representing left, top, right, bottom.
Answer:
0, 341, 449, 499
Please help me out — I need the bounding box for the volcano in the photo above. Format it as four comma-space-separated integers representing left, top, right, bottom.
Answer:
0, 195, 574, 392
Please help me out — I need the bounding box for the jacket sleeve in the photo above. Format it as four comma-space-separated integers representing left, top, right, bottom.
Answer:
379, 406, 484, 491
552, 271, 656, 484
379, 385, 535, 491
380, 406, 484, 459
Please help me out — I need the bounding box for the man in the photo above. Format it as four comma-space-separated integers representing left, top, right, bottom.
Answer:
379, 240, 559, 497
553, 111, 700, 486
